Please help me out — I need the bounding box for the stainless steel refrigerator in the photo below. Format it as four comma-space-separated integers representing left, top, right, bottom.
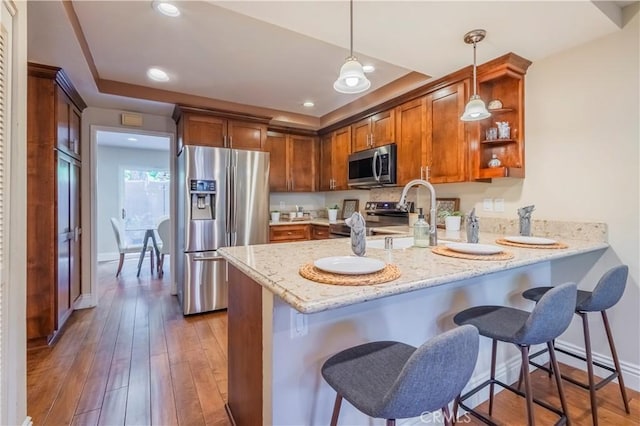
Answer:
176, 145, 270, 315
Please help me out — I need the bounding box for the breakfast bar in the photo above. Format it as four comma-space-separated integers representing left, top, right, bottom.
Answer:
220, 226, 608, 425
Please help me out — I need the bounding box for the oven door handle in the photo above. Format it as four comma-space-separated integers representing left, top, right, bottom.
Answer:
372, 150, 381, 182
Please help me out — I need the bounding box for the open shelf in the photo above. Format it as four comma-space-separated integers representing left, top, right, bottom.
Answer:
477, 166, 525, 179
486, 108, 514, 115
481, 138, 517, 145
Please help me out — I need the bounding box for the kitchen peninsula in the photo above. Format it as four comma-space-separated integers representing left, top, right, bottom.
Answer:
220, 226, 608, 425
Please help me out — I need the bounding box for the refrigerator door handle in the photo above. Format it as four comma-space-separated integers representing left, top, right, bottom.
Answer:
232, 164, 238, 244
193, 256, 225, 262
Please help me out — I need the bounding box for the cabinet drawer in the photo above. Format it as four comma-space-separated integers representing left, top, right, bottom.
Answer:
269, 224, 310, 243
311, 225, 330, 240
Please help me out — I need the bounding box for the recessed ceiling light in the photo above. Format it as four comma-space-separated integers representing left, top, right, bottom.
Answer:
303, 101, 315, 108
152, 1, 180, 17
362, 65, 375, 73
147, 67, 170, 82
127, 137, 138, 142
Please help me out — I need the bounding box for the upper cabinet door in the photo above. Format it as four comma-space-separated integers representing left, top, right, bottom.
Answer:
370, 110, 395, 148
319, 135, 333, 191
351, 117, 371, 153
264, 132, 288, 192
69, 106, 81, 159
395, 97, 426, 186
427, 81, 467, 183
289, 135, 317, 192
332, 126, 351, 190
228, 120, 267, 151
56, 87, 71, 154
183, 114, 226, 148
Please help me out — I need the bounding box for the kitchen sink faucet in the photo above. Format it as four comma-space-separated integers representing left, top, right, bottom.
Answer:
397, 179, 438, 246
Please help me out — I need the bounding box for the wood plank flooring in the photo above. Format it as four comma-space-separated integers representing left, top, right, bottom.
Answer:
27, 258, 231, 426
27, 258, 639, 425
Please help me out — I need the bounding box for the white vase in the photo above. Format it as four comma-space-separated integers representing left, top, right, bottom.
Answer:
270, 212, 280, 222
328, 209, 338, 223
445, 216, 461, 231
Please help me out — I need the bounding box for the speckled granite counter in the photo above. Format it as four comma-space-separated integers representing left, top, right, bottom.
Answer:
219, 231, 608, 314
269, 218, 338, 226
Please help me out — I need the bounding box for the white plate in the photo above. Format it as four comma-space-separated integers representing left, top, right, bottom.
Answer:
314, 256, 386, 275
445, 243, 503, 255
504, 236, 557, 245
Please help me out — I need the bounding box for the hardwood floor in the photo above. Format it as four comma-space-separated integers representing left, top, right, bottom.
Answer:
27, 258, 231, 426
27, 258, 639, 425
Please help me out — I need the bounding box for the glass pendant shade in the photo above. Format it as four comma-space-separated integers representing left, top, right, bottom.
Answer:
334, 57, 371, 94
461, 95, 491, 121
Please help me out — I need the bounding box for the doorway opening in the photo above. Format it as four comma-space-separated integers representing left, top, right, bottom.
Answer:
93, 128, 172, 301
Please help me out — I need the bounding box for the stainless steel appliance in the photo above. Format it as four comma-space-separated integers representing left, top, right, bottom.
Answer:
348, 143, 397, 188
328, 200, 413, 237
176, 146, 270, 315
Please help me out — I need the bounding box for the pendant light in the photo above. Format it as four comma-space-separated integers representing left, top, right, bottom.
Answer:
460, 29, 491, 121
333, 0, 371, 94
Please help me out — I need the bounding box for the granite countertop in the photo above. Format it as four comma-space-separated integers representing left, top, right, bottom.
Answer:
220, 229, 608, 314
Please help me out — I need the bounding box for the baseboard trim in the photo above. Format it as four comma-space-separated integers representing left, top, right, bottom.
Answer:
98, 252, 119, 263
73, 294, 96, 310
555, 339, 640, 391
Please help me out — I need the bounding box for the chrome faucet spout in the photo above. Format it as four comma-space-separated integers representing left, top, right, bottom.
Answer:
398, 179, 438, 246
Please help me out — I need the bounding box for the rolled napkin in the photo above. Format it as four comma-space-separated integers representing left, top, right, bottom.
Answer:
518, 205, 535, 236
345, 212, 367, 257
466, 207, 479, 243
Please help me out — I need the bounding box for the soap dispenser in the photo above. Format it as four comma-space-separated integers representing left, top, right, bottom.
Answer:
413, 208, 429, 248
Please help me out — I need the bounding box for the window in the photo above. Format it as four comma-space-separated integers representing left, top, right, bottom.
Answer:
121, 168, 170, 244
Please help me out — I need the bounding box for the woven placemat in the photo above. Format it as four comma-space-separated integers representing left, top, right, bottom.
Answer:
431, 246, 514, 261
495, 239, 568, 249
299, 263, 401, 286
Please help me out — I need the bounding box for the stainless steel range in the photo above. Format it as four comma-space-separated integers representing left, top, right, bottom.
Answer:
328, 201, 414, 237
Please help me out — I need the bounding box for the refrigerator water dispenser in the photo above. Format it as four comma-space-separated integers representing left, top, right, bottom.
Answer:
190, 179, 216, 220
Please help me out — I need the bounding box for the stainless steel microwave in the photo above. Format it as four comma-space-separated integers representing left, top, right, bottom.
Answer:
348, 143, 397, 188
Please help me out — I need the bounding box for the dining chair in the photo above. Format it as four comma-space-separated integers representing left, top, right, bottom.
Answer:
110, 217, 152, 277
156, 218, 171, 277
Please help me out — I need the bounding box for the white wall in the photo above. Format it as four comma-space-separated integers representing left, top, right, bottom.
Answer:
97, 145, 170, 259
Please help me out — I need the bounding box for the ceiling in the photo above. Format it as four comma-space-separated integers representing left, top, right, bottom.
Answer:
27, 1, 633, 126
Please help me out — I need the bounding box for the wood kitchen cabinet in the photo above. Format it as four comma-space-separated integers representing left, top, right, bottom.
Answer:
426, 81, 468, 183
395, 81, 467, 185
265, 131, 317, 192
310, 224, 330, 240
56, 86, 82, 159
269, 224, 311, 243
27, 63, 86, 348
174, 105, 269, 154
351, 110, 395, 152
319, 126, 351, 191
472, 53, 532, 180
395, 97, 427, 185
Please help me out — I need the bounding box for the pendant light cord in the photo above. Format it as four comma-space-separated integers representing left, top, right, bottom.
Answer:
349, 0, 354, 57
472, 40, 477, 96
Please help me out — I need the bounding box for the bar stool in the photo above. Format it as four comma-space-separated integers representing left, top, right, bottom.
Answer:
522, 265, 630, 426
453, 281, 577, 425
321, 325, 479, 426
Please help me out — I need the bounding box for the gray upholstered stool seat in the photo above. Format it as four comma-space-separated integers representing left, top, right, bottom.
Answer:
321, 325, 479, 426
453, 281, 577, 426
522, 265, 630, 426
